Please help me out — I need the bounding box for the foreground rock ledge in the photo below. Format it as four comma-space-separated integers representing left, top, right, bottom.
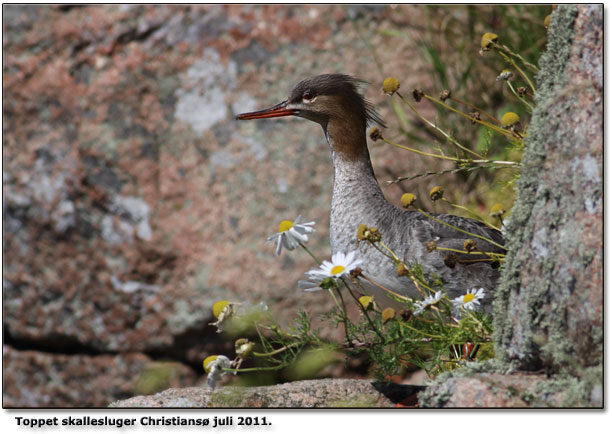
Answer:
109, 379, 419, 408
418, 369, 602, 408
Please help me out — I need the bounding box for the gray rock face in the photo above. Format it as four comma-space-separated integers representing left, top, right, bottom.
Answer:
493, 4, 602, 375
422, 5, 603, 408
110, 379, 401, 408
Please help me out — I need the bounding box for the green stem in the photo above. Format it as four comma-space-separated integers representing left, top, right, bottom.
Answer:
414, 208, 506, 250
327, 286, 351, 344
496, 48, 536, 94
300, 242, 321, 265
492, 42, 540, 73
382, 137, 521, 168
253, 342, 302, 357
224, 364, 289, 373
394, 93, 484, 158
434, 246, 506, 259
420, 94, 522, 140
341, 277, 385, 342
399, 322, 445, 339
507, 81, 535, 111
441, 198, 501, 231
449, 96, 500, 125
386, 164, 520, 184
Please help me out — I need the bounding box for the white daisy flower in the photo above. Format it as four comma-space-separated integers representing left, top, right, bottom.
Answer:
267, 215, 315, 255
204, 355, 232, 389
452, 287, 486, 313
414, 290, 444, 315
300, 251, 362, 292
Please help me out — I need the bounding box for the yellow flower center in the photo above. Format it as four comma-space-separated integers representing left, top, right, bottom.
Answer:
330, 265, 345, 275
203, 355, 218, 373
463, 293, 475, 303
278, 220, 294, 232
212, 300, 230, 319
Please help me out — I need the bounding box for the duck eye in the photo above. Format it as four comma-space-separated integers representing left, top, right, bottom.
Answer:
302, 90, 316, 102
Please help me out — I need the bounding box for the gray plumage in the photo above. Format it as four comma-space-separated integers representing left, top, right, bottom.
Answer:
237, 74, 504, 310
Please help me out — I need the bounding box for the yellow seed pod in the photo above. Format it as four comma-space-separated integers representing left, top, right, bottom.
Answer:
359, 296, 374, 309
544, 15, 551, 28
383, 77, 400, 95
382, 307, 396, 323
501, 112, 520, 128
401, 193, 417, 208
356, 224, 368, 240
212, 300, 231, 319
481, 32, 499, 50
429, 186, 444, 201
490, 203, 506, 217
203, 355, 218, 373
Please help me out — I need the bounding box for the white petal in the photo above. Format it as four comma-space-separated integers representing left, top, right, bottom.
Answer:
281, 235, 297, 251
331, 251, 344, 264
303, 287, 323, 292
307, 269, 330, 279
298, 280, 321, 291
289, 228, 309, 242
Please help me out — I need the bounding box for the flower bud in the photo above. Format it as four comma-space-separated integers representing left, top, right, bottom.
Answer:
401, 193, 417, 208
383, 77, 400, 95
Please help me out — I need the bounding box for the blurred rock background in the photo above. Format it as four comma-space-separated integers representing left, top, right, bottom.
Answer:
2, 4, 549, 406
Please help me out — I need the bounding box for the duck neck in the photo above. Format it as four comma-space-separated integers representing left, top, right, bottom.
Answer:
322, 121, 387, 251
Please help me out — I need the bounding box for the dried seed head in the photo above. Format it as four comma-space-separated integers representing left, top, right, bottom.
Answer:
439, 90, 451, 101
369, 227, 382, 242
444, 254, 458, 268
383, 77, 400, 95
464, 239, 477, 252
400, 192, 417, 208
399, 309, 413, 321
480, 32, 498, 51
350, 267, 363, 278
429, 186, 444, 201
490, 203, 506, 217
412, 88, 424, 102
357, 224, 382, 242
235, 338, 254, 358
517, 86, 527, 97
469, 111, 481, 124
426, 240, 437, 253
369, 126, 383, 141
501, 112, 520, 128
